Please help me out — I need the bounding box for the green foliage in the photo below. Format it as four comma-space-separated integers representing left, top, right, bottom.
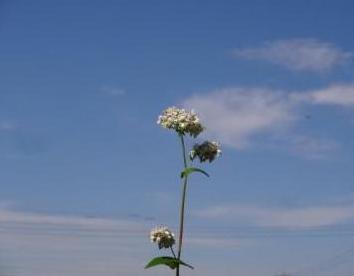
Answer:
145, 256, 194, 270
180, 167, 209, 179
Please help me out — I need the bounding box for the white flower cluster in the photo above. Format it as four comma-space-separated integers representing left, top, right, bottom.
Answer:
190, 141, 222, 163
150, 226, 175, 249
157, 107, 204, 137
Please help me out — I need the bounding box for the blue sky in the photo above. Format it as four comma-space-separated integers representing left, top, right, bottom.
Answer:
1, 1, 354, 275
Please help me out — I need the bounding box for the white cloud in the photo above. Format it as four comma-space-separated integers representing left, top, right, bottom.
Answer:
187, 237, 240, 249
182, 85, 353, 156
0, 209, 142, 231
183, 87, 296, 149
0, 209, 148, 276
291, 84, 354, 106
194, 204, 354, 229
233, 39, 352, 72
100, 86, 126, 96
0, 208, 240, 276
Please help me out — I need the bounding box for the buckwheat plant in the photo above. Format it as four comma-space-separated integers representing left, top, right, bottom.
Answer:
145, 107, 221, 275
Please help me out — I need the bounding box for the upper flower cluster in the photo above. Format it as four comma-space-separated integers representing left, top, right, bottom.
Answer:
150, 226, 175, 249
190, 141, 222, 163
157, 107, 204, 137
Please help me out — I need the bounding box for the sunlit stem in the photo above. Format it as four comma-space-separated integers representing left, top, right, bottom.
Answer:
176, 134, 189, 276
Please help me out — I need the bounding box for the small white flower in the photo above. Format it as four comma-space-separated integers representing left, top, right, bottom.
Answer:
157, 107, 204, 137
150, 226, 175, 249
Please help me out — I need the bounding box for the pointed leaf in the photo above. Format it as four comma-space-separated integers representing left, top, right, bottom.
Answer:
178, 259, 194, 269
181, 167, 209, 179
145, 256, 194, 270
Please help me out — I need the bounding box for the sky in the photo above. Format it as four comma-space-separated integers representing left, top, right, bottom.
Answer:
1, 0, 354, 275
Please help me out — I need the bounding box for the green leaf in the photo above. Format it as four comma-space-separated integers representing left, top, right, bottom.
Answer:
181, 167, 209, 179
145, 256, 194, 270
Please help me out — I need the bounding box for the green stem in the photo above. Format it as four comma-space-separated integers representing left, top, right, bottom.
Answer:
180, 134, 188, 168
176, 134, 189, 276
170, 246, 177, 259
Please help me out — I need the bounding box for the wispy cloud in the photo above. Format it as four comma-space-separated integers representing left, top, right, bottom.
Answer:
100, 86, 126, 96
0, 209, 156, 276
0, 209, 143, 230
233, 39, 352, 72
187, 237, 240, 249
194, 204, 354, 229
0, 208, 240, 276
183, 87, 296, 149
182, 85, 351, 157
291, 84, 354, 106
0, 120, 17, 131
265, 134, 341, 160
287, 135, 339, 159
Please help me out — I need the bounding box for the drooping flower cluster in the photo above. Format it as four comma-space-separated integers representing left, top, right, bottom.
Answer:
150, 226, 176, 249
157, 107, 204, 137
190, 141, 222, 163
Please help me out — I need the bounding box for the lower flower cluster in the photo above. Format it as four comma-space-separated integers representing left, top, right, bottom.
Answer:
150, 226, 176, 249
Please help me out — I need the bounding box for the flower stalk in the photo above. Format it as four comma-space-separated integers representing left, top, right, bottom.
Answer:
176, 134, 189, 276
145, 106, 221, 275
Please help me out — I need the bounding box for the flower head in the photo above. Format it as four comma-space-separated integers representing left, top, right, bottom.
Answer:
150, 226, 175, 249
157, 107, 204, 137
190, 141, 222, 163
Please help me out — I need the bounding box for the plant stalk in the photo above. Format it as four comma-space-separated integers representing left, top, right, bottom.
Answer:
176, 134, 189, 276
170, 246, 177, 259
